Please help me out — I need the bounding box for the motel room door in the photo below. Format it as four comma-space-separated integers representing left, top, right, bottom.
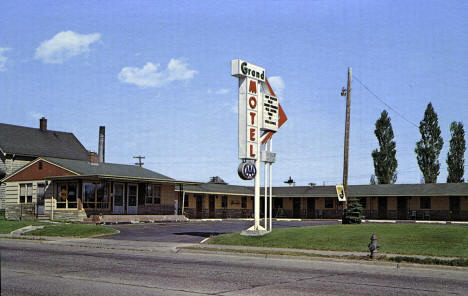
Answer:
450, 197, 461, 220
196, 195, 203, 218
378, 197, 388, 219
127, 184, 138, 214
113, 183, 125, 214
397, 197, 408, 220
209, 196, 215, 218
307, 198, 315, 218
293, 198, 301, 218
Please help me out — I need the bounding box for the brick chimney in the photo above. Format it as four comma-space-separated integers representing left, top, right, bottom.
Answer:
88, 151, 99, 164
39, 117, 47, 131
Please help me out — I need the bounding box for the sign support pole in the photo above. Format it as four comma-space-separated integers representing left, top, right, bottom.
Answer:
264, 144, 268, 229
269, 139, 273, 232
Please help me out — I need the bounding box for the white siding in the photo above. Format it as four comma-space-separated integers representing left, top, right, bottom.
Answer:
0, 158, 33, 209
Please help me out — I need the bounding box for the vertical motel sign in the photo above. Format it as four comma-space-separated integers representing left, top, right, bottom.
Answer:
231, 59, 279, 164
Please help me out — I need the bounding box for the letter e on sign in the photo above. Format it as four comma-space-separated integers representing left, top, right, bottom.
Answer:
249, 128, 256, 141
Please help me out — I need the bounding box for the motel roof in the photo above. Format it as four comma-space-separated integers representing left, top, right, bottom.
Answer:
180, 183, 468, 197
0, 123, 88, 160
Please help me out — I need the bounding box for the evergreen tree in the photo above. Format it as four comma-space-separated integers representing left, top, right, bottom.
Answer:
342, 198, 364, 224
447, 122, 466, 183
372, 110, 398, 184
415, 103, 444, 183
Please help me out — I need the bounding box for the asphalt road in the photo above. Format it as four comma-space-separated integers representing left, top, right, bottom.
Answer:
1, 239, 467, 295
103, 220, 338, 243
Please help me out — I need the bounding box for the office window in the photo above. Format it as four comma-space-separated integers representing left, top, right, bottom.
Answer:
184, 195, 189, 207
420, 197, 431, 209
145, 185, 161, 205
19, 183, 33, 203
56, 183, 78, 209
221, 196, 228, 208
145, 184, 161, 205
325, 197, 334, 208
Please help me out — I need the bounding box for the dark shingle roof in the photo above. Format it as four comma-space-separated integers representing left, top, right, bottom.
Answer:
180, 183, 468, 197
0, 123, 88, 160
44, 157, 174, 181
182, 183, 254, 195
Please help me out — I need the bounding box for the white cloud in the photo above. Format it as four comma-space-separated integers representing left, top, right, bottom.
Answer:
0, 48, 10, 71
29, 111, 45, 120
208, 88, 229, 95
118, 59, 197, 88
35, 31, 101, 64
268, 76, 285, 97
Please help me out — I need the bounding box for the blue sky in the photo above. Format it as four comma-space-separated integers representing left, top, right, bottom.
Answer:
1, 0, 467, 186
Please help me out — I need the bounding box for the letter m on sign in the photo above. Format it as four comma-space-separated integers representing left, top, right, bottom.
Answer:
249, 80, 257, 94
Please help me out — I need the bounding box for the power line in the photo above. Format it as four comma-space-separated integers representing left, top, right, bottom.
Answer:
353, 75, 419, 129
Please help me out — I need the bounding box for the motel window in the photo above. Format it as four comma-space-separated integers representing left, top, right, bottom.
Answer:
222, 196, 228, 208
56, 183, 78, 209
359, 197, 367, 209
145, 185, 161, 205
19, 183, 33, 203
325, 197, 334, 209
241, 197, 247, 209
420, 197, 431, 209
273, 198, 283, 209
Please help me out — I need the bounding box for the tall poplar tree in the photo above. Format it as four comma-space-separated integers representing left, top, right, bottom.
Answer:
372, 110, 398, 184
415, 103, 444, 183
447, 121, 466, 183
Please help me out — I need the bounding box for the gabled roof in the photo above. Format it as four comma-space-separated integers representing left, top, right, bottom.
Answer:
42, 157, 174, 181
0, 123, 88, 160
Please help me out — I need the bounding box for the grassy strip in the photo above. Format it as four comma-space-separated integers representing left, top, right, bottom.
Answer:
26, 224, 118, 238
181, 247, 468, 267
0, 220, 46, 234
384, 256, 468, 267
210, 224, 468, 258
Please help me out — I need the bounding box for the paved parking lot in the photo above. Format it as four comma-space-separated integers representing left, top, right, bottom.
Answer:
102, 220, 338, 243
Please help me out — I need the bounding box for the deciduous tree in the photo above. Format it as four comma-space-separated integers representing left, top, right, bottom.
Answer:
447, 122, 466, 183
372, 110, 398, 184
415, 103, 443, 183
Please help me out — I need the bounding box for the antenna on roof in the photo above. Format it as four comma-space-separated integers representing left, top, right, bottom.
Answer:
284, 176, 295, 186
133, 155, 145, 167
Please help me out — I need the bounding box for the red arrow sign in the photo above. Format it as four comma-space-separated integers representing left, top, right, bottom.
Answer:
262, 78, 287, 145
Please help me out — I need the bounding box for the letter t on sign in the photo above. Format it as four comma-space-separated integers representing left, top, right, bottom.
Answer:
249, 112, 256, 125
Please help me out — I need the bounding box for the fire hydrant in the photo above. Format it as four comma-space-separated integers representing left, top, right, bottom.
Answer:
368, 234, 379, 259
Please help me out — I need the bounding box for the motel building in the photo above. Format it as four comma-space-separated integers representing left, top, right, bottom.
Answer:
2, 157, 468, 222
179, 182, 468, 221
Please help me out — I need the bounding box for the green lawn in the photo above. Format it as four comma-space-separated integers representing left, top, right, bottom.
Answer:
0, 220, 46, 234
210, 224, 468, 258
26, 224, 118, 238
0, 219, 117, 238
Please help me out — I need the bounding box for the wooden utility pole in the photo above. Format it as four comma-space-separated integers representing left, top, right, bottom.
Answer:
133, 156, 145, 167
342, 67, 352, 210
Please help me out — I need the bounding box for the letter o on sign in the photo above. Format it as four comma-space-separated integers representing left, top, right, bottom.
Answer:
238, 162, 256, 180
248, 96, 257, 109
